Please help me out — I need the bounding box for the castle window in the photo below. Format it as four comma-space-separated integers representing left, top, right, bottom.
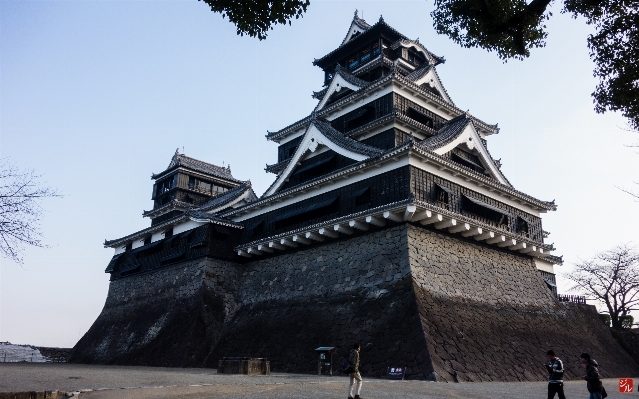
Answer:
164, 227, 173, 238
462, 195, 509, 228
273, 197, 339, 230
125, 242, 132, 252
348, 56, 359, 70
157, 175, 175, 195
372, 42, 380, 56
213, 185, 229, 194
188, 177, 213, 193
434, 183, 453, 205
361, 48, 371, 63
407, 107, 434, 127
345, 106, 374, 131
516, 216, 529, 237
352, 187, 371, 206
143, 236, 152, 245
196, 180, 212, 193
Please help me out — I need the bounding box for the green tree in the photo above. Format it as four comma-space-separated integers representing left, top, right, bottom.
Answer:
431, 0, 639, 129
200, 0, 310, 40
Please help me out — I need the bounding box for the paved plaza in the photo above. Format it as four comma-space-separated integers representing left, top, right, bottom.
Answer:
0, 363, 634, 398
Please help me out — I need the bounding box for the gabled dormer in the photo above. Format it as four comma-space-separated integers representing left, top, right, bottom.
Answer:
264, 118, 383, 196
315, 65, 369, 111
420, 115, 509, 186
341, 10, 372, 46
405, 65, 454, 105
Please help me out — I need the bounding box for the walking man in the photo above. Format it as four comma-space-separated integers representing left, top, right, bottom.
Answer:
546, 350, 566, 399
348, 343, 362, 399
580, 353, 603, 399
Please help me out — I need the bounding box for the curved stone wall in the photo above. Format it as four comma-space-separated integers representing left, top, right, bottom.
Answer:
71, 224, 639, 380
407, 226, 638, 381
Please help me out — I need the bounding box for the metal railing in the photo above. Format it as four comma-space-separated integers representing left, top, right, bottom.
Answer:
556, 294, 586, 304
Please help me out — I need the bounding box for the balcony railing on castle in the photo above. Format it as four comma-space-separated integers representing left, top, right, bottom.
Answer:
556, 294, 586, 304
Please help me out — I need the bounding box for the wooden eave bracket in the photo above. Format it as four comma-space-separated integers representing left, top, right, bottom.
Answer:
235, 202, 553, 260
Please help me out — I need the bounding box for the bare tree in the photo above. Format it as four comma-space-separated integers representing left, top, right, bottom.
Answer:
0, 160, 60, 264
564, 245, 639, 329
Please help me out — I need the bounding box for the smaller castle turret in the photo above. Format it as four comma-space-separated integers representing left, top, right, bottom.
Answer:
144, 149, 243, 226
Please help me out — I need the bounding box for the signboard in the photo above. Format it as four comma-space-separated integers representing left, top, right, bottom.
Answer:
386, 366, 405, 380
619, 378, 634, 393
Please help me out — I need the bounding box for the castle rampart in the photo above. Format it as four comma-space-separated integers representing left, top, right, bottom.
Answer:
72, 224, 639, 380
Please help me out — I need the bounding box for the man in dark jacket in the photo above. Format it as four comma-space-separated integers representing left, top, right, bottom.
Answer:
348, 343, 362, 399
546, 350, 566, 399
580, 353, 603, 399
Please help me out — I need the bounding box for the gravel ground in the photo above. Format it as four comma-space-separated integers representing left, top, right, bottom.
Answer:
0, 363, 633, 399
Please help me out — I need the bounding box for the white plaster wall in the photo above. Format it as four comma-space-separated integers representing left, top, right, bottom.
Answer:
174, 220, 203, 235
534, 258, 555, 273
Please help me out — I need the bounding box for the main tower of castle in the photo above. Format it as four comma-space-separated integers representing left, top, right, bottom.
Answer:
71, 13, 638, 380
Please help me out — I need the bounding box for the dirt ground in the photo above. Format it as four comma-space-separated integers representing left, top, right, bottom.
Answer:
0, 363, 633, 399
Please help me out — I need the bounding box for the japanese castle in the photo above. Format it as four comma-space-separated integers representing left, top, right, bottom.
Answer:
71, 13, 630, 381
104, 12, 560, 285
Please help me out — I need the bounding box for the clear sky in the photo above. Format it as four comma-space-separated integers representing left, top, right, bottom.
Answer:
1, 0, 637, 348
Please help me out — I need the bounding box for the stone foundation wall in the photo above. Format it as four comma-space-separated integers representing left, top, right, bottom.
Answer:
70, 258, 240, 367
407, 225, 639, 381
208, 226, 436, 378
72, 224, 639, 380
612, 329, 639, 365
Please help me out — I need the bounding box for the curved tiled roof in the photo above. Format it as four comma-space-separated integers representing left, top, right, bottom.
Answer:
152, 150, 242, 183
389, 39, 445, 66
312, 65, 371, 101
312, 119, 384, 157
268, 70, 497, 143
419, 114, 472, 151
185, 210, 244, 228
142, 199, 195, 218
405, 65, 434, 81
197, 182, 256, 213
339, 11, 373, 46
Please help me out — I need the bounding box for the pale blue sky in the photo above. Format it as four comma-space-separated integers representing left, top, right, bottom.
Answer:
1, 0, 638, 347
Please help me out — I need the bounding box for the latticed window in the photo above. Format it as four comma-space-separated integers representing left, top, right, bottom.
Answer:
516, 216, 529, 237
188, 177, 213, 193
213, 185, 228, 194
394, 94, 445, 129
434, 184, 451, 206
407, 108, 434, 127
348, 57, 359, 70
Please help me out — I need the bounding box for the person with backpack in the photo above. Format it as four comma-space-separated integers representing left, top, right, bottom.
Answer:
580, 353, 604, 399
348, 343, 362, 399
546, 350, 566, 399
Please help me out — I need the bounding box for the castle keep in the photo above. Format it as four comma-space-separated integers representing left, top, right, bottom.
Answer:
70, 14, 639, 380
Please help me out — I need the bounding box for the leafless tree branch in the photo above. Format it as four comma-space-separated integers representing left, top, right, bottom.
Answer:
0, 159, 61, 264
563, 244, 639, 329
